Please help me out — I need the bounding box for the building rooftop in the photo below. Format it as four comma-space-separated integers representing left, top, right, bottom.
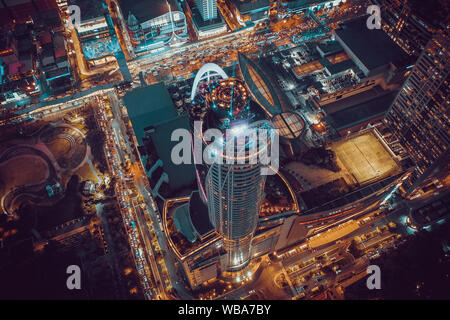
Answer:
272, 112, 305, 139
410, 194, 450, 227
334, 16, 408, 74
124, 84, 196, 191
45, 66, 71, 80
146, 116, 196, 190
316, 40, 343, 57
32, 8, 62, 30
174, 191, 213, 243
16, 37, 33, 54
13, 23, 31, 39
52, 32, 66, 58
191, 7, 225, 31
165, 198, 220, 258
281, 0, 330, 10
326, 91, 397, 131
124, 83, 178, 145
189, 191, 213, 237
174, 203, 196, 243
408, 0, 449, 29
0, 28, 12, 52
321, 59, 356, 76
118, 0, 178, 23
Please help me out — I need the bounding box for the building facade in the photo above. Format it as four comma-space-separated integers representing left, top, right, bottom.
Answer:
195, 0, 217, 21
386, 28, 449, 190
371, 0, 449, 57
198, 77, 275, 271
231, 0, 270, 23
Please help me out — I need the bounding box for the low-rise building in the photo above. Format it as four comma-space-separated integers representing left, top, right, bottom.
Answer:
68, 0, 118, 68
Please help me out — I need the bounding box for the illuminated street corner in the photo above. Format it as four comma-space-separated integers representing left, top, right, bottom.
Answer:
0, 0, 448, 308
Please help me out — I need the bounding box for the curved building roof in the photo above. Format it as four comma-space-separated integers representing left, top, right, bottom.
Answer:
238, 52, 282, 118
272, 112, 305, 139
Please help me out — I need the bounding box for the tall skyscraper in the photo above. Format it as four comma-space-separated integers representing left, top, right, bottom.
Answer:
195, 0, 218, 21
207, 154, 266, 271
386, 27, 449, 190
193, 73, 275, 272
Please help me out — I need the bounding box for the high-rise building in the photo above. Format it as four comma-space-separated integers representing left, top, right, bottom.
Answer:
386, 27, 449, 190
195, 0, 217, 21
372, 0, 449, 57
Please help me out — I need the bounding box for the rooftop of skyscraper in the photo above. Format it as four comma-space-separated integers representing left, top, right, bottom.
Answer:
118, 0, 179, 22
191, 6, 225, 30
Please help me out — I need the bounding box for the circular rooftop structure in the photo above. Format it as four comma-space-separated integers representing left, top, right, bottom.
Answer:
272, 112, 306, 139
207, 78, 250, 120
